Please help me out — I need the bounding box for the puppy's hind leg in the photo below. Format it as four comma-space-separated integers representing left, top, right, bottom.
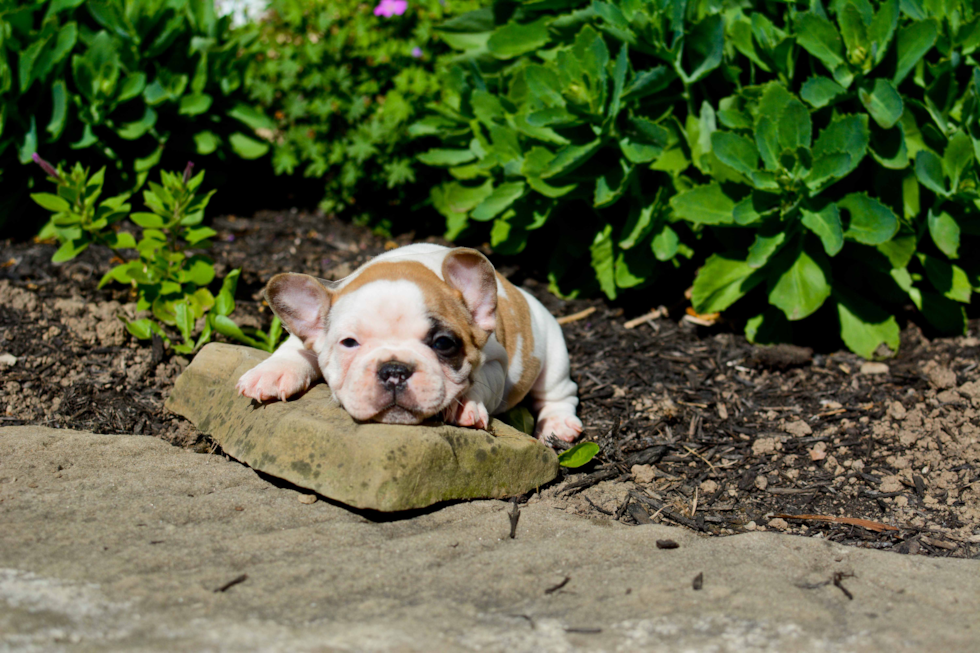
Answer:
530, 323, 583, 444
236, 334, 322, 402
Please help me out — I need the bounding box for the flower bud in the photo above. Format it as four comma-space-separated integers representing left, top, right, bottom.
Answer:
183, 161, 195, 185
32, 153, 62, 181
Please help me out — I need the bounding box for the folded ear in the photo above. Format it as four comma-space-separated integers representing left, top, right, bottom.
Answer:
265, 273, 332, 348
442, 248, 497, 333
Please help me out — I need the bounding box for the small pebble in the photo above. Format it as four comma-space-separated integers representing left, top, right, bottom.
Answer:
768, 518, 789, 530
692, 572, 703, 590
655, 539, 679, 549
0, 353, 16, 367
298, 494, 317, 504
860, 362, 890, 375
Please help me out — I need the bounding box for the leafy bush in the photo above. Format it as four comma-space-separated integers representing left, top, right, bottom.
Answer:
31, 155, 283, 354
417, 0, 980, 357
1, 0, 267, 232
244, 0, 481, 226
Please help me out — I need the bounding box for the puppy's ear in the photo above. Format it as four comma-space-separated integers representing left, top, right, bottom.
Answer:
265, 273, 332, 348
442, 248, 497, 333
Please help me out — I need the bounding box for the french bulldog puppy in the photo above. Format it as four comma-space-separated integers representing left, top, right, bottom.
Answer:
235, 244, 583, 443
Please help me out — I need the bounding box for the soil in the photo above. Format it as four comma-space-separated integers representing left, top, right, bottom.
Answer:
2, 210, 978, 559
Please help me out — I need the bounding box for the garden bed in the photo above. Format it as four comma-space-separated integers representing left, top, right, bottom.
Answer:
2, 210, 978, 559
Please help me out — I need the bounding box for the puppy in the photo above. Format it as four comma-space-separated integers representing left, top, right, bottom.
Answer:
235, 244, 583, 443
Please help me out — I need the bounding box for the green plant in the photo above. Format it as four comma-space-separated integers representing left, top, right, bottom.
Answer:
31, 155, 284, 354
244, 0, 481, 227
417, 0, 980, 357
558, 441, 600, 468
1, 0, 267, 232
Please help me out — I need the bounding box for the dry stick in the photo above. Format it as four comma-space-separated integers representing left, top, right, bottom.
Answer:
214, 574, 248, 593
508, 499, 521, 539
556, 306, 597, 325
682, 445, 717, 473
623, 307, 665, 329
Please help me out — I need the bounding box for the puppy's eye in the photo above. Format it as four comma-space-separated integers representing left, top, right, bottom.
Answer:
432, 335, 459, 355
340, 338, 359, 348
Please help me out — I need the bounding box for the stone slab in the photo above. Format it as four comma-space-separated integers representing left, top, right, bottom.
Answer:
164, 343, 558, 512
1, 426, 979, 652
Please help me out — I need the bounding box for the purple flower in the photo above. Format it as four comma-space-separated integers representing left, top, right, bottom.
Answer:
411, 46, 423, 58
374, 0, 407, 17
32, 153, 61, 181
182, 161, 195, 184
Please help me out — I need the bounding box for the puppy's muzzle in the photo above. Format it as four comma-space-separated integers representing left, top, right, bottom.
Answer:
377, 361, 415, 392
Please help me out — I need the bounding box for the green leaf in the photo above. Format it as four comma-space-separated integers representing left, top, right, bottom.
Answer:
622, 66, 674, 100
590, 224, 616, 300
487, 17, 551, 59
557, 442, 600, 468
51, 238, 89, 263
593, 159, 632, 208
838, 193, 899, 244
540, 139, 603, 179
130, 212, 165, 228
175, 302, 193, 343
500, 406, 535, 436
229, 133, 269, 160
927, 209, 959, 259
795, 12, 846, 72
943, 131, 974, 194
214, 269, 240, 316
710, 132, 758, 175
679, 14, 723, 84
835, 291, 900, 359
869, 124, 909, 170
106, 232, 136, 250
227, 104, 275, 131
894, 19, 938, 85
839, 3, 869, 67
31, 193, 71, 212
194, 131, 219, 155
178, 93, 212, 116
651, 224, 680, 262
868, 0, 899, 64
878, 233, 916, 269
768, 247, 832, 321
418, 148, 477, 167
607, 44, 628, 122
801, 204, 844, 256
670, 184, 734, 224
46, 80, 68, 138
747, 231, 787, 268
914, 150, 947, 196
806, 152, 853, 190
778, 99, 812, 151
745, 309, 792, 346
909, 289, 967, 335
858, 79, 904, 129
691, 254, 764, 314
800, 76, 847, 108
471, 182, 525, 221
117, 72, 146, 102
812, 114, 870, 167
920, 254, 972, 303
211, 314, 257, 346
116, 106, 157, 140
184, 226, 217, 245
124, 319, 162, 342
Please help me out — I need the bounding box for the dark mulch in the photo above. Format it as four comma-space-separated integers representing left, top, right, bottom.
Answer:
2, 209, 978, 558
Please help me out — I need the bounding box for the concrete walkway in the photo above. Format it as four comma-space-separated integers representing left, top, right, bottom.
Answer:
1, 426, 977, 652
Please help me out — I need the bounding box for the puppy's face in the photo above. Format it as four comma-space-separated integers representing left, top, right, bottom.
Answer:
266, 250, 497, 424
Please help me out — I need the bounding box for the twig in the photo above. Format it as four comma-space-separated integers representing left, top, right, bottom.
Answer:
682, 445, 717, 473
775, 513, 898, 533
624, 307, 665, 329
557, 306, 597, 325
214, 573, 248, 593
544, 576, 570, 594
832, 572, 854, 600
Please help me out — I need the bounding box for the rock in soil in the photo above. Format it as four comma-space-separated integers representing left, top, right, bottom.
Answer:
166, 343, 558, 511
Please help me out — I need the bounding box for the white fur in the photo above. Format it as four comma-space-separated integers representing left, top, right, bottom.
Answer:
236, 244, 582, 443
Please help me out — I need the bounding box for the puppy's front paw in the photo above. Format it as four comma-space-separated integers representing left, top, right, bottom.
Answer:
535, 415, 583, 444
236, 363, 313, 403
444, 398, 490, 431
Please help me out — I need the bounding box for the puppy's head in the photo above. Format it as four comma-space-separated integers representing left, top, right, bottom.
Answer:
265, 248, 497, 424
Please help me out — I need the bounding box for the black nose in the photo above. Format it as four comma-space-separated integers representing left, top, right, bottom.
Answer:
377, 361, 415, 390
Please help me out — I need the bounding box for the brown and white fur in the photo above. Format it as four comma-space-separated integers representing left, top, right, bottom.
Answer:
235, 244, 582, 443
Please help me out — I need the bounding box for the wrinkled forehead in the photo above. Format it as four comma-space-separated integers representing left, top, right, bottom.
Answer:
330, 280, 432, 340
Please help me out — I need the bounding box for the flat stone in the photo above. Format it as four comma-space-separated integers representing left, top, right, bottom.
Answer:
1, 426, 978, 651
165, 343, 558, 512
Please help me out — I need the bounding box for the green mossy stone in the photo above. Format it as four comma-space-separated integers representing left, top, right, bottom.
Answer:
165, 343, 558, 511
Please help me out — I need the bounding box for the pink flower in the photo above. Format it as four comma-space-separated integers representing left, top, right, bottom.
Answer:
411, 46, 423, 58
32, 153, 61, 181
374, 0, 407, 17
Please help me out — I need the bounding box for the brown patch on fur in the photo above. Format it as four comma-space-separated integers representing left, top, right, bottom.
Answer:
494, 274, 540, 410
334, 261, 486, 373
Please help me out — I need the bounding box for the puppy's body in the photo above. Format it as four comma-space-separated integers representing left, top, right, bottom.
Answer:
236, 244, 582, 442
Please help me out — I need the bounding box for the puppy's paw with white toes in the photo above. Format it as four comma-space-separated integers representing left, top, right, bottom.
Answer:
444, 398, 490, 431
535, 415, 583, 444
236, 364, 312, 403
